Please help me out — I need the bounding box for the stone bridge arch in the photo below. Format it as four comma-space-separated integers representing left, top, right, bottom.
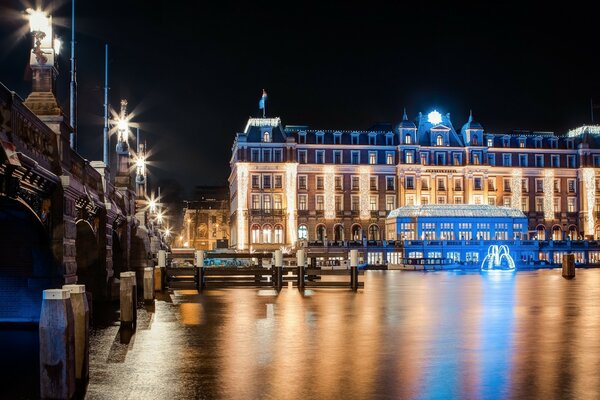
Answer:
0, 196, 60, 322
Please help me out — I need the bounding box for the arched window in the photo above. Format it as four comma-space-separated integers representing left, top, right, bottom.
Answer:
351, 224, 362, 240
536, 225, 546, 241
405, 133, 412, 144
334, 224, 344, 241
568, 225, 578, 240
472, 135, 478, 146
262, 224, 273, 243
552, 225, 562, 241
436, 134, 444, 146
316, 225, 326, 241
251, 224, 261, 244
263, 131, 271, 142
298, 225, 308, 240
274, 225, 284, 243
369, 224, 380, 240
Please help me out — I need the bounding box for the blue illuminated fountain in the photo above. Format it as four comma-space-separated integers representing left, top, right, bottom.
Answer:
481, 245, 516, 271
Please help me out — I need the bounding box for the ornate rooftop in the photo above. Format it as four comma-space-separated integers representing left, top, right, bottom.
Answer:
387, 204, 527, 219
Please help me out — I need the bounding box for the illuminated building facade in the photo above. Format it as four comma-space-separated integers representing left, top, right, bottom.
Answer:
229, 110, 600, 250
182, 186, 230, 250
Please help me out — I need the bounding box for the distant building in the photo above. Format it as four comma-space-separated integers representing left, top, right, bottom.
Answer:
229, 109, 600, 251
182, 186, 229, 250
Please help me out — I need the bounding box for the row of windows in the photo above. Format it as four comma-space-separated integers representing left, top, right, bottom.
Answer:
402, 194, 578, 212
290, 132, 575, 149
249, 172, 580, 195
404, 176, 578, 193
248, 146, 585, 167
298, 175, 395, 191
298, 150, 395, 165
248, 192, 581, 212
296, 132, 395, 146
250, 223, 382, 242
249, 194, 397, 211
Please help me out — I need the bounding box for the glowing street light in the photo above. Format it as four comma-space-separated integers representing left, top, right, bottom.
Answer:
53, 37, 62, 55
27, 8, 53, 65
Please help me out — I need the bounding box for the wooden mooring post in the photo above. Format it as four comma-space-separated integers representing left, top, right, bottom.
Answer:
119, 272, 136, 328
62, 284, 89, 393
273, 249, 283, 291
39, 289, 76, 400
562, 253, 575, 279
350, 249, 359, 291
196, 250, 205, 291
297, 249, 305, 291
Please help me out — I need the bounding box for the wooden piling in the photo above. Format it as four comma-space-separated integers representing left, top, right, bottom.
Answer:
143, 267, 154, 302
297, 249, 305, 290
196, 250, 205, 291
350, 249, 359, 291
119, 272, 135, 328
274, 250, 283, 291
39, 289, 76, 400
62, 284, 89, 392
562, 253, 575, 278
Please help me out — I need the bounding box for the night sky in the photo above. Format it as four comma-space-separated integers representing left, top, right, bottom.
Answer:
1, 0, 599, 196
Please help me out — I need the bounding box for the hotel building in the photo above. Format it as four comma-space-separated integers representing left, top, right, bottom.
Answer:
229, 109, 600, 251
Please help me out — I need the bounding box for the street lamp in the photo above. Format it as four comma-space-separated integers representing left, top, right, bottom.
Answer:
115, 99, 130, 155
28, 10, 51, 65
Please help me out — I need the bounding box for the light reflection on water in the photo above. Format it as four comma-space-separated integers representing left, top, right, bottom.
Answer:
178, 270, 600, 400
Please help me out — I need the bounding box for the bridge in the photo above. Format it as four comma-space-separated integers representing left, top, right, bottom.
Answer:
0, 78, 161, 323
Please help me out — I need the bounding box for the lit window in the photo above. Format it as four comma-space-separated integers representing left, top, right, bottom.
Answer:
274, 225, 284, 243
405, 134, 412, 144
298, 225, 308, 239
262, 225, 273, 243
436, 134, 444, 146
263, 131, 271, 142
316, 195, 324, 210
369, 152, 377, 165
386, 152, 394, 165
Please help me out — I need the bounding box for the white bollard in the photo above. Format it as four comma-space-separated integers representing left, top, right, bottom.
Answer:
350, 249, 358, 267
120, 272, 136, 327
158, 250, 167, 268
143, 267, 154, 302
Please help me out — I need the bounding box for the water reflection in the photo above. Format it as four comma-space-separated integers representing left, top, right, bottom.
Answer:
77, 269, 600, 399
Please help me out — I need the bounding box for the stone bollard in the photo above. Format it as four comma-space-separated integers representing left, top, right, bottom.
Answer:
39, 289, 76, 400
143, 267, 154, 303
120, 272, 136, 328
62, 284, 89, 392
156, 250, 166, 292
350, 249, 359, 291
273, 250, 283, 291
196, 250, 205, 291
562, 253, 576, 279
297, 249, 305, 291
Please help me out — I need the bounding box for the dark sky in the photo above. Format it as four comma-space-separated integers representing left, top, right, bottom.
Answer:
1, 0, 599, 196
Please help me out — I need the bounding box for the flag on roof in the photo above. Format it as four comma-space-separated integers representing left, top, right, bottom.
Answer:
258, 89, 267, 110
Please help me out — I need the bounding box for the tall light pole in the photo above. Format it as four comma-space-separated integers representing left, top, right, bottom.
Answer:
69, 0, 77, 150
103, 44, 109, 166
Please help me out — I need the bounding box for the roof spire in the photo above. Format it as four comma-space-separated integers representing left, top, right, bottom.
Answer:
402, 107, 408, 121
469, 109, 473, 122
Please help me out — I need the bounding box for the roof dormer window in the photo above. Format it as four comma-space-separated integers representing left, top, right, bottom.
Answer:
436, 134, 444, 146
405, 133, 412, 144
263, 131, 271, 143
316, 132, 324, 145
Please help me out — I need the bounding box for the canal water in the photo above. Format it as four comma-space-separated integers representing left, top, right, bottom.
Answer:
3, 269, 600, 399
